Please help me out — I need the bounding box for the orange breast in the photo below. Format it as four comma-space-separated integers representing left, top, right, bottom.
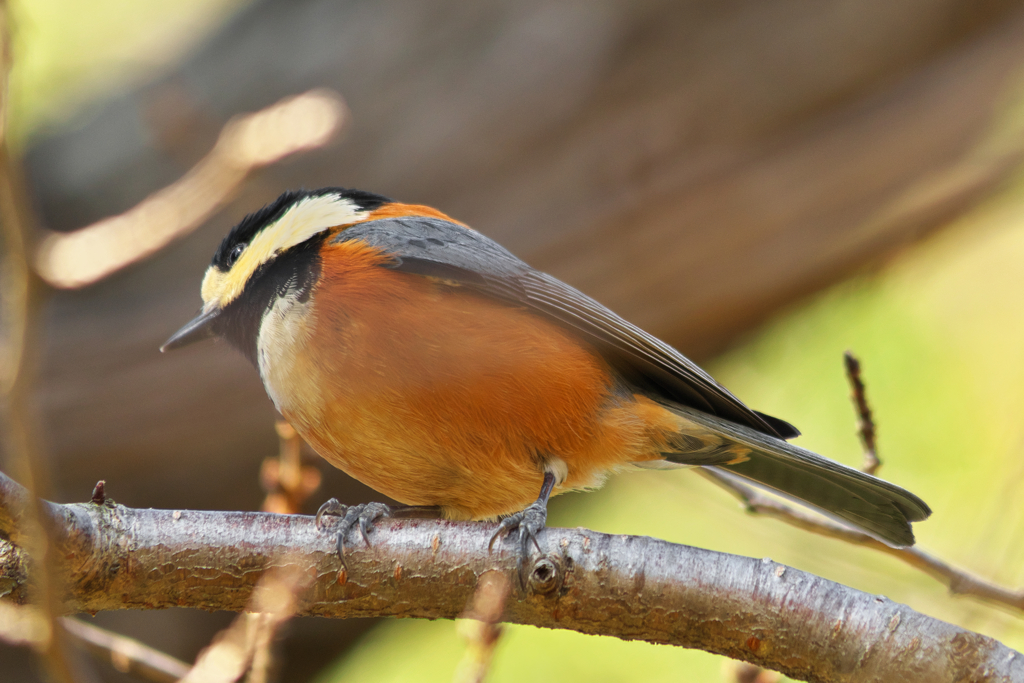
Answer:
276, 238, 680, 519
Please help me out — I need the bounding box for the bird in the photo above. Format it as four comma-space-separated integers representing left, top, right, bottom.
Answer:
162, 187, 930, 563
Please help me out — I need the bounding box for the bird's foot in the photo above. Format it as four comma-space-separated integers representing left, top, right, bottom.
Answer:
488, 501, 548, 581
315, 498, 392, 566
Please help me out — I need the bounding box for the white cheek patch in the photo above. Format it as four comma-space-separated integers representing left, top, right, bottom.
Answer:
257, 291, 320, 414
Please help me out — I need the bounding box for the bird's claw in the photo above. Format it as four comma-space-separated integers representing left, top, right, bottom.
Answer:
488, 501, 548, 580
315, 498, 392, 566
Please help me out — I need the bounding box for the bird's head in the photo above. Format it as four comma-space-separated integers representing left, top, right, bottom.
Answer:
161, 188, 390, 353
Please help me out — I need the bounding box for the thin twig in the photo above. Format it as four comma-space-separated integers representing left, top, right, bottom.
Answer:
705, 351, 1024, 612
260, 420, 322, 514
61, 618, 190, 683
730, 662, 781, 683
701, 469, 1024, 611
179, 562, 312, 683
844, 350, 880, 475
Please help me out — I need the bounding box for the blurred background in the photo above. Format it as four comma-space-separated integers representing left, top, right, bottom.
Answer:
5, 0, 1024, 680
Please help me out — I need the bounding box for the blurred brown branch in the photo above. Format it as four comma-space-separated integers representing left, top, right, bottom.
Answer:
178, 563, 311, 683
0, 471, 1020, 683
0, 2, 91, 680
730, 662, 781, 683
454, 571, 510, 683
260, 420, 322, 515
33, 88, 347, 289
60, 618, 190, 683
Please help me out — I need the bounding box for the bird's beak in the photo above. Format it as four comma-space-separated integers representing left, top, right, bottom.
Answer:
161, 308, 221, 352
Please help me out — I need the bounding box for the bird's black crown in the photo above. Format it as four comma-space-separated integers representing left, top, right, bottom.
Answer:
211, 187, 391, 271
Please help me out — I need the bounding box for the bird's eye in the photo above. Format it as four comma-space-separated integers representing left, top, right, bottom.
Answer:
226, 243, 246, 267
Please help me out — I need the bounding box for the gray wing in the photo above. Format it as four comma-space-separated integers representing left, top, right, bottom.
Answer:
334, 216, 796, 438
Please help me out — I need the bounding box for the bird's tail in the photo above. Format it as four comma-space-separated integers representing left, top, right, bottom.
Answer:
658, 401, 931, 547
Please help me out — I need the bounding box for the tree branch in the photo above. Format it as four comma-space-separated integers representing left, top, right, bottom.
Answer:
32, 89, 347, 290
0, 472, 1020, 683
454, 571, 510, 683
60, 618, 189, 683
700, 469, 1024, 612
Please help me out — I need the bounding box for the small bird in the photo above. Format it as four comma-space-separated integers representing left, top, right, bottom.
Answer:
163, 188, 930, 560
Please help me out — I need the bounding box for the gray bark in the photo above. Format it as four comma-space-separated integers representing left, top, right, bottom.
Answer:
1, 473, 1021, 683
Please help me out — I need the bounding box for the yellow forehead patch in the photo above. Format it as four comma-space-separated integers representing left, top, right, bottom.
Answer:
200, 194, 369, 309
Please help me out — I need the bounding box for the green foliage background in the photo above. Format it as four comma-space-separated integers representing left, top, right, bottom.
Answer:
13, 0, 1024, 680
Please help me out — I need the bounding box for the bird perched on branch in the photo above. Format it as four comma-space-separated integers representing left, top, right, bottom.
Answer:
163, 188, 930, 562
